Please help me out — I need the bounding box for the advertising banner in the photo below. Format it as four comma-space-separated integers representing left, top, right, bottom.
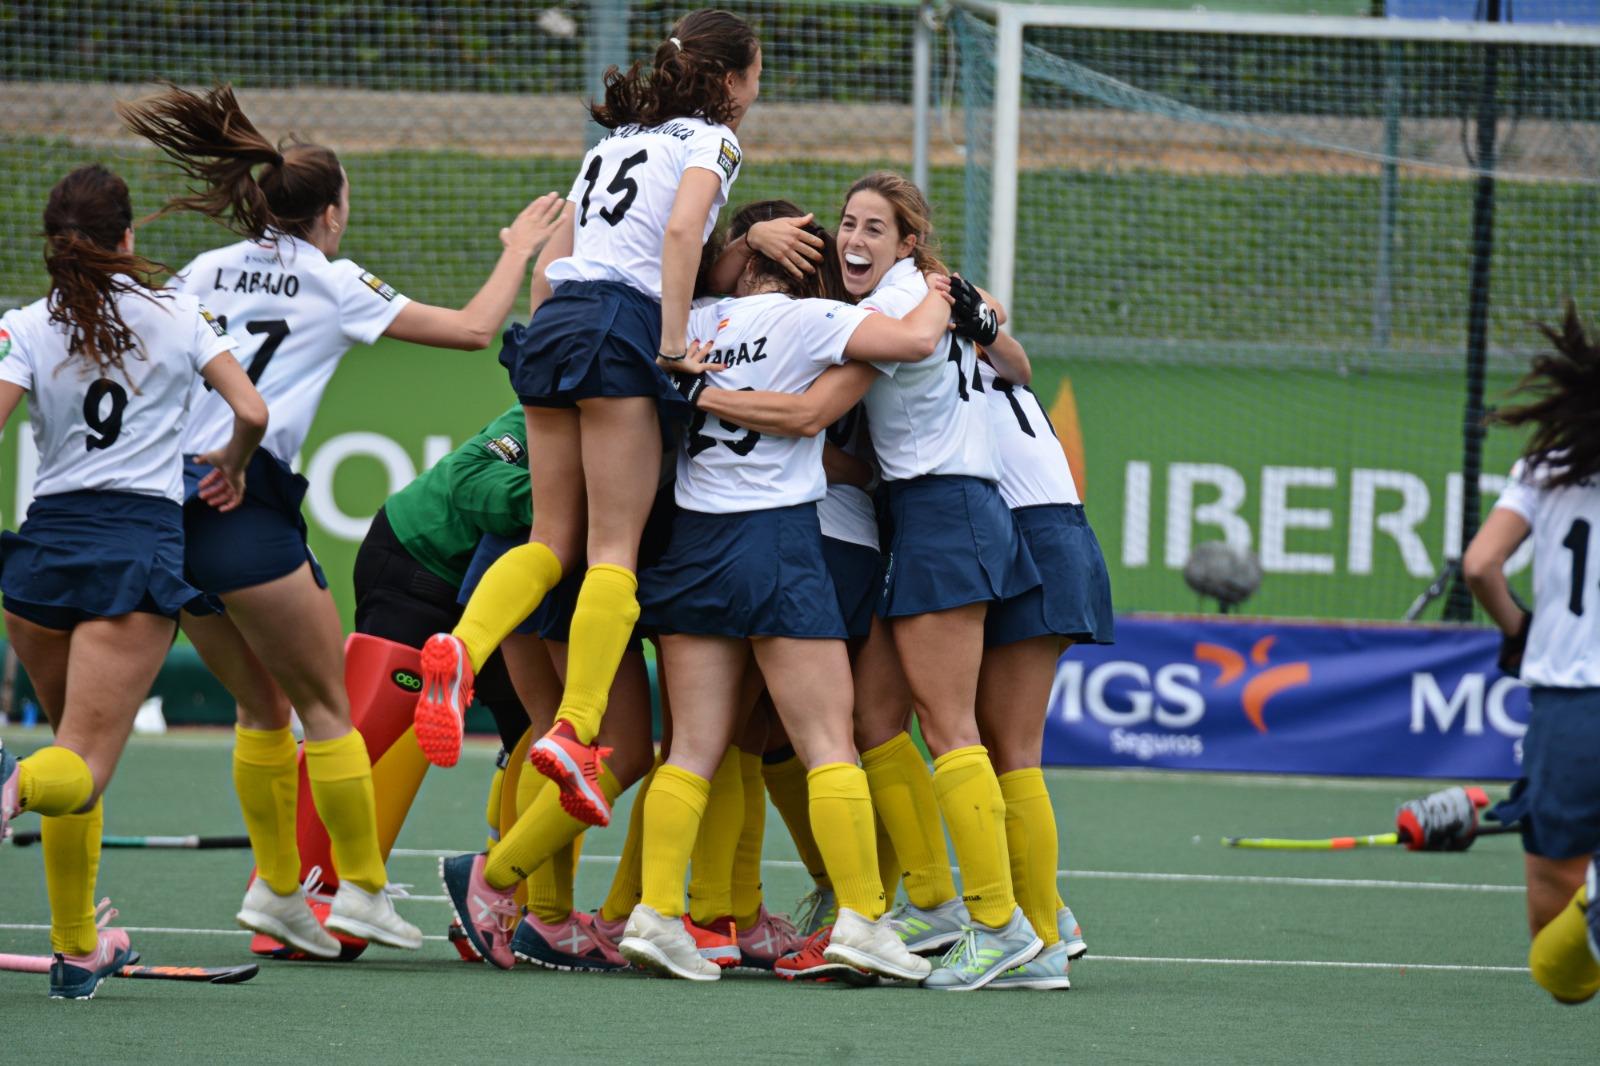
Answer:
1046, 615, 1528, 779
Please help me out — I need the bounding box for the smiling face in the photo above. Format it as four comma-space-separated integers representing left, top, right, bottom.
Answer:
837, 188, 916, 299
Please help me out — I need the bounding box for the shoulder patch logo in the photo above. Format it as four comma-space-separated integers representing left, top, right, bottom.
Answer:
0, 327, 10, 358
358, 271, 398, 302
198, 307, 228, 337
484, 434, 526, 465
717, 139, 741, 180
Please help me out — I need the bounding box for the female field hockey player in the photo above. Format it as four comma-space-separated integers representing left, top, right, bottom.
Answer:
690, 172, 1045, 989
416, 9, 761, 833
1463, 303, 1600, 1004
970, 321, 1112, 989
615, 220, 949, 982
118, 82, 566, 957
0, 164, 266, 998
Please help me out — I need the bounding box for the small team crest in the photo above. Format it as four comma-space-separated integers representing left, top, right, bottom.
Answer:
717, 139, 741, 180
198, 307, 227, 337
717, 317, 731, 333
484, 434, 525, 464
358, 271, 398, 302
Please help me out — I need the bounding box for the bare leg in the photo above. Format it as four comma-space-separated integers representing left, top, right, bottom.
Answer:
853, 615, 914, 751
657, 635, 748, 779
181, 608, 292, 731
891, 604, 987, 756
754, 637, 857, 768
4, 612, 71, 729
51, 613, 176, 801
1527, 853, 1591, 937
525, 405, 586, 570
976, 637, 1066, 773
576, 396, 661, 569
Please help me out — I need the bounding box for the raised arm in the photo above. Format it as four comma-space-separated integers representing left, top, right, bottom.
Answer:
843, 282, 953, 364
692, 361, 878, 438
981, 330, 1032, 386
382, 193, 566, 351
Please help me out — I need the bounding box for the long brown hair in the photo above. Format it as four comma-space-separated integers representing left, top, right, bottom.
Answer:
43, 165, 168, 379
1492, 301, 1600, 489
118, 83, 344, 241
590, 9, 759, 130
841, 170, 948, 276
729, 199, 847, 302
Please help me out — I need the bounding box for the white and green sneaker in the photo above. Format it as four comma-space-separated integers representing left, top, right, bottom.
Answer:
888, 897, 969, 954
989, 940, 1072, 990
1057, 905, 1087, 960
921, 906, 1043, 991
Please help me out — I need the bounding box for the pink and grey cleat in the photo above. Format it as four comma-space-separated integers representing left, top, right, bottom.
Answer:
49, 900, 135, 1000
438, 853, 517, 969
511, 911, 628, 972
415, 634, 475, 767
528, 725, 613, 827
736, 906, 805, 971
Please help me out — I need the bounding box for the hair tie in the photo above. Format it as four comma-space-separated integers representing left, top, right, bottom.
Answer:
669, 36, 683, 51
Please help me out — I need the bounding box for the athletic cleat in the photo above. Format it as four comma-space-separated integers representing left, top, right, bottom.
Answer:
48, 900, 135, 1000
591, 912, 628, 944
795, 886, 837, 938
326, 881, 423, 950
773, 927, 857, 982
236, 876, 342, 960
528, 726, 614, 827
618, 904, 720, 981
439, 852, 518, 969
0, 738, 19, 842
989, 940, 1073, 990
735, 906, 804, 971
512, 911, 628, 972
922, 906, 1044, 992
415, 633, 475, 768
683, 915, 741, 968
1057, 905, 1088, 960
447, 920, 478, 962
887, 897, 969, 954
249, 872, 368, 962
824, 908, 933, 982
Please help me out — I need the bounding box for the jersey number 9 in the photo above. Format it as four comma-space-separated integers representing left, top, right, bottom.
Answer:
83, 378, 129, 451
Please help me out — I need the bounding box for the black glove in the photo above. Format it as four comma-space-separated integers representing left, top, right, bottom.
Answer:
674, 372, 707, 408
948, 274, 999, 347
1497, 611, 1531, 677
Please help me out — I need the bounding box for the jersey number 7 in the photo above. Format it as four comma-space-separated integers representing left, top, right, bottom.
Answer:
204, 317, 290, 391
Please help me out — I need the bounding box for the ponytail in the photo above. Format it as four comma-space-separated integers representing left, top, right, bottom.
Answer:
1492, 301, 1600, 489
118, 83, 344, 241
590, 9, 759, 130
42, 165, 168, 380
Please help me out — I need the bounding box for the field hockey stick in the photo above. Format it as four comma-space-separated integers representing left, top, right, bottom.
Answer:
0, 953, 258, 984
7, 832, 252, 849
1223, 823, 1519, 851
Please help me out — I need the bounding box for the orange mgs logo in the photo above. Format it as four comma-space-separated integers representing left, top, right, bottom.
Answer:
1193, 635, 1311, 734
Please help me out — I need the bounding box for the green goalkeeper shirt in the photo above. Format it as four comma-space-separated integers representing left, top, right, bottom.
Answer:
382, 405, 531, 587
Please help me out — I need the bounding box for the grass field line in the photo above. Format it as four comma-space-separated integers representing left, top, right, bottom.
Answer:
387, 849, 1524, 894
0, 922, 1529, 976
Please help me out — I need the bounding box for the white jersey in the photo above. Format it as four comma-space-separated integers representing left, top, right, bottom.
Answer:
860, 258, 999, 483
0, 287, 234, 504
977, 361, 1080, 509
547, 117, 741, 300
1493, 458, 1600, 688
816, 405, 879, 549
677, 293, 870, 514
173, 235, 410, 461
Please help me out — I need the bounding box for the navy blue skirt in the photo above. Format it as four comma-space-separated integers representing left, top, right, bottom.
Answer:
499, 280, 690, 445
639, 503, 847, 640
1489, 686, 1600, 860
183, 450, 327, 599
985, 504, 1115, 647
823, 537, 880, 641
1, 490, 200, 629
878, 475, 1040, 619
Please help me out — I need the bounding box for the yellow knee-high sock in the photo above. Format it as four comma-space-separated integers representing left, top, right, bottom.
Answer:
688, 748, 744, 926
999, 768, 1060, 946
42, 797, 102, 956
232, 726, 301, 895
555, 565, 640, 744
640, 764, 711, 919
17, 745, 93, 817
807, 763, 885, 920
600, 758, 658, 921
932, 746, 1015, 928
304, 731, 387, 894
1529, 882, 1600, 1004
485, 759, 622, 892
1056, 891, 1067, 911
861, 732, 956, 909
731, 750, 767, 929
875, 810, 901, 905
762, 751, 830, 889
483, 759, 508, 849
454, 542, 563, 671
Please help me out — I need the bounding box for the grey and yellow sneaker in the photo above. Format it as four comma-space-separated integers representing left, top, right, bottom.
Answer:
922, 906, 1043, 991
796, 886, 838, 938
888, 897, 969, 954
1057, 905, 1087, 960
989, 940, 1072, 990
